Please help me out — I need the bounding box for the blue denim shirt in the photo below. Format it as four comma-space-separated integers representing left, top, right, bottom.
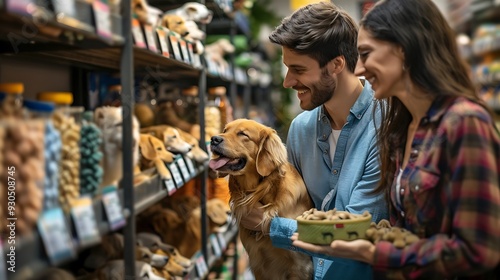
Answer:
271, 81, 388, 280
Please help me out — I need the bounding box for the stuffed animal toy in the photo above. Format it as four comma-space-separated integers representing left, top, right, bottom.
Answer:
205, 38, 236, 72
137, 134, 175, 180
165, 2, 213, 24
184, 20, 206, 54
94, 106, 140, 190
160, 14, 189, 37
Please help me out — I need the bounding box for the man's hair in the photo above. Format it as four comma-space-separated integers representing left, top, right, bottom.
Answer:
269, 1, 359, 72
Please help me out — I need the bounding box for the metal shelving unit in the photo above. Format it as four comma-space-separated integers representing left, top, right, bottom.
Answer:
0, 0, 242, 279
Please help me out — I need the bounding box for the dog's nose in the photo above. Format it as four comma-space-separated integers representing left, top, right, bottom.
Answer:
211, 136, 223, 146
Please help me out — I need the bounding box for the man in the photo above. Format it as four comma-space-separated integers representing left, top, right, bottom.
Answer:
240, 2, 388, 279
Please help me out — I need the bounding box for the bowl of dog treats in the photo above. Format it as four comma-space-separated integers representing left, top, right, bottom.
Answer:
296, 208, 372, 245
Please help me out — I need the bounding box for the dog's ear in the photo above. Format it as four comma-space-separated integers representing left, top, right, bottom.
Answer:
256, 128, 287, 177
140, 135, 158, 160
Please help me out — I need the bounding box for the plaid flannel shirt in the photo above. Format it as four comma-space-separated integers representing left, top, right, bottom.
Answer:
372, 97, 500, 279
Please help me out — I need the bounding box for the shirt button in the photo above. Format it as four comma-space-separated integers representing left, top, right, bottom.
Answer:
323, 134, 326, 139
288, 246, 296, 251
400, 211, 405, 217
357, 114, 361, 118
333, 169, 338, 175
319, 260, 324, 265
400, 188, 404, 195
415, 185, 419, 191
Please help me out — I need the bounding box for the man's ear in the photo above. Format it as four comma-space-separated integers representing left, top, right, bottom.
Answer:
327, 56, 345, 75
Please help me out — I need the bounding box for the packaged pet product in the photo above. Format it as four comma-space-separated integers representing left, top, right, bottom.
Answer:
0, 82, 24, 119
23, 99, 62, 211
37, 92, 82, 212
0, 119, 45, 237
79, 111, 103, 197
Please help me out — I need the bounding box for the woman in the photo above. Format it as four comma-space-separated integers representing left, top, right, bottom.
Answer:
291, 0, 500, 279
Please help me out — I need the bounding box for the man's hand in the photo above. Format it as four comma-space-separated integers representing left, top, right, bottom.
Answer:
239, 202, 269, 234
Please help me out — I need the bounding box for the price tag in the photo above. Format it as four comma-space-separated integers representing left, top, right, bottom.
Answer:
169, 35, 183, 61
156, 28, 170, 57
176, 156, 191, 181
195, 252, 208, 277
185, 157, 197, 176
217, 232, 227, 251
37, 208, 76, 265
92, 0, 113, 40
210, 234, 222, 257
144, 25, 158, 53
168, 162, 184, 187
132, 19, 147, 48
187, 41, 196, 66
70, 197, 101, 248
102, 186, 126, 230
179, 40, 191, 64
164, 179, 176, 196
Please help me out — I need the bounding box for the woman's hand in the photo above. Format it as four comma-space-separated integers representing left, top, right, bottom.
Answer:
291, 233, 376, 264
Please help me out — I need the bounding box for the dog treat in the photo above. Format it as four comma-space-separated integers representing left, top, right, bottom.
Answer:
79, 116, 103, 196
1, 120, 45, 237
365, 219, 420, 248
297, 208, 371, 221
52, 110, 81, 212
43, 120, 62, 210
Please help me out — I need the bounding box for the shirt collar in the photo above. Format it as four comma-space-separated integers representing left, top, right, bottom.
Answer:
319, 79, 375, 121
423, 96, 455, 125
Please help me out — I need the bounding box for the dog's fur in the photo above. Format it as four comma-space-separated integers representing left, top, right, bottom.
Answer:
94, 106, 140, 190
209, 119, 314, 280
138, 133, 175, 180
161, 14, 189, 37
166, 2, 213, 24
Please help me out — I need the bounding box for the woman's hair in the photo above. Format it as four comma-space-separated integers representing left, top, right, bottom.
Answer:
360, 0, 480, 195
269, 1, 359, 72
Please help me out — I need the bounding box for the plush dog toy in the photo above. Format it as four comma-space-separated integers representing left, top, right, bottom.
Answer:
140, 125, 193, 155
138, 133, 175, 180
205, 38, 236, 72
94, 106, 140, 190
184, 20, 206, 54
165, 2, 213, 24
161, 14, 189, 37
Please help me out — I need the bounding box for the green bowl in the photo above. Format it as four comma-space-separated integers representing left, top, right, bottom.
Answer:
297, 214, 372, 245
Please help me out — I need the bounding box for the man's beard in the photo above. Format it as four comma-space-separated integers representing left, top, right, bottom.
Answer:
303, 69, 336, 111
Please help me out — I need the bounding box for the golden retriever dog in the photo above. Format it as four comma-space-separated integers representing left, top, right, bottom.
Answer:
209, 119, 314, 280
138, 133, 175, 180
94, 106, 140, 190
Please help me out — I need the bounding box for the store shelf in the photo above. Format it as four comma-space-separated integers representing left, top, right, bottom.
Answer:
0, 10, 123, 52
2, 154, 208, 280
184, 220, 239, 280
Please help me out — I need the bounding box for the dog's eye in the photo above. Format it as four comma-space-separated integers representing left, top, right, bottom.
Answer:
237, 131, 249, 138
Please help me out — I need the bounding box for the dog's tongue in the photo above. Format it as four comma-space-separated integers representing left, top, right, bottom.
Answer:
209, 157, 231, 170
